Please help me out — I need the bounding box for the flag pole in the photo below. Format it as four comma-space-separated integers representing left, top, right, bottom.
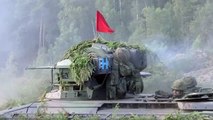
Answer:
91, 20, 97, 39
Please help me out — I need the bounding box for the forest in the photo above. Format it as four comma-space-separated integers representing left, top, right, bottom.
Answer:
0, 0, 213, 111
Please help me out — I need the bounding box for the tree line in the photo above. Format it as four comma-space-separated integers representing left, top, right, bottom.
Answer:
2, 0, 213, 73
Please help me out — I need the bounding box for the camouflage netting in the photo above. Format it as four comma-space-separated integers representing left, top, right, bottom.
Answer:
62, 37, 147, 85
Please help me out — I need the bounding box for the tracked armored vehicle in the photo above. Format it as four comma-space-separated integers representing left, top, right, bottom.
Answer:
1, 38, 213, 119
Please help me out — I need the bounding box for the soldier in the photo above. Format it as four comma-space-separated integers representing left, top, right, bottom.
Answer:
172, 76, 200, 98
181, 76, 200, 94
171, 79, 185, 98
156, 76, 199, 99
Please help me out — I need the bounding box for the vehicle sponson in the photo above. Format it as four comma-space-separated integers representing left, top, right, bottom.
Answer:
2, 94, 213, 119
176, 92, 213, 111
177, 101, 213, 111
0, 95, 178, 119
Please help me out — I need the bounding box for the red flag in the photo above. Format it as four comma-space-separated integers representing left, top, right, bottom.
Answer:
96, 11, 114, 33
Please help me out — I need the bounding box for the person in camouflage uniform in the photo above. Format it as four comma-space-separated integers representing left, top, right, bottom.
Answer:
156, 76, 200, 99
172, 76, 200, 98
181, 76, 201, 94
171, 79, 186, 98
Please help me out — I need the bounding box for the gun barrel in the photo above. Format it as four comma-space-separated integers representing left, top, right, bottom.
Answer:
140, 71, 151, 78
25, 66, 55, 70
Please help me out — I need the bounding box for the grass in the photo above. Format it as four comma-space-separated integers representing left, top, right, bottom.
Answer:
164, 112, 210, 120
0, 109, 211, 120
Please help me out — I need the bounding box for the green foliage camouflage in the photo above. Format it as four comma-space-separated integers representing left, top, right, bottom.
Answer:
63, 37, 147, 84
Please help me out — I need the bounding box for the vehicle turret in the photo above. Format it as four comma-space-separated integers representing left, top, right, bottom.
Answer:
35, 38, 148, 100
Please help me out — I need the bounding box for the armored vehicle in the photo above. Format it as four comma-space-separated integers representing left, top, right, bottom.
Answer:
41, 38, 148, 100
1, 38, 213, 119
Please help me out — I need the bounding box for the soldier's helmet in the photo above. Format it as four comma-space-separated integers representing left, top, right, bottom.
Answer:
182, 76, 197, 89
171, 80, 185, 91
